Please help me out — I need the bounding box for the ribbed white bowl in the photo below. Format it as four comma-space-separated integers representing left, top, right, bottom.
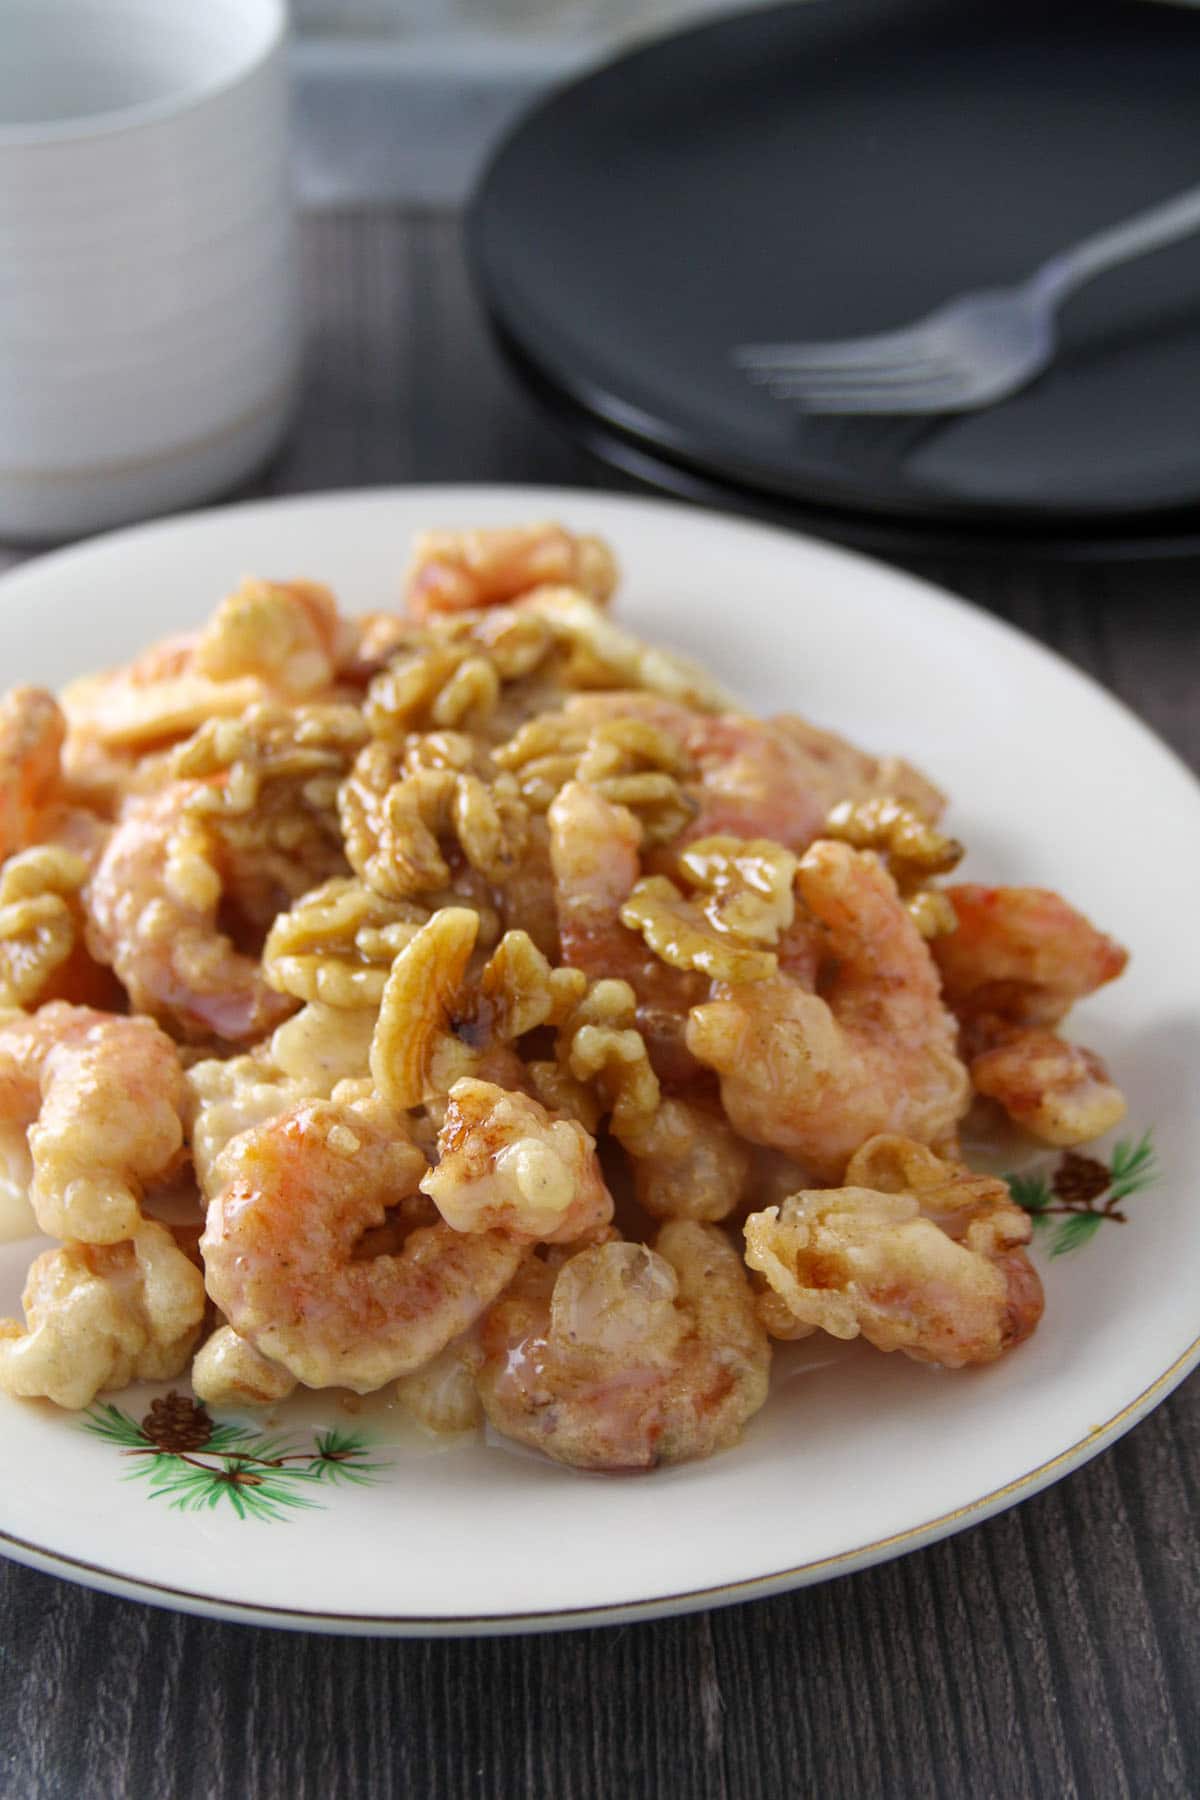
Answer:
0, 0, 297, 540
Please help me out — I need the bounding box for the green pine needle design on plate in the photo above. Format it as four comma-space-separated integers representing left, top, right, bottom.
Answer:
1004, 1127, 1159, 1258
81, 1393, 389, 1522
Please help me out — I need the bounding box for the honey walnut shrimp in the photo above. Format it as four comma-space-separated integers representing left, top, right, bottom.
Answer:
0, 519, 1132, 1477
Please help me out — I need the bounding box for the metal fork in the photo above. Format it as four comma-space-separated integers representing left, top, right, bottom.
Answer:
734, 182, 1200, 414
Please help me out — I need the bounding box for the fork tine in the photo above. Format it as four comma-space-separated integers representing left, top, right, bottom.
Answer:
745, 354, 956, 391
775, 382, 965, 414
763, 365, 960, 397
734, 330, 934, 371
760, 367, 969, 412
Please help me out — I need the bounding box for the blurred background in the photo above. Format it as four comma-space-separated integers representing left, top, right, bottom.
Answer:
292, 0, 764, 202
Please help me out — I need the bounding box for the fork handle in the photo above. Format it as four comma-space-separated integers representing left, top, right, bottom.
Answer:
1031, 182, 1200, 304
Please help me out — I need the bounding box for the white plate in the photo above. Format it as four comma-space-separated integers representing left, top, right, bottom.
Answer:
0, 486, 1196, 1635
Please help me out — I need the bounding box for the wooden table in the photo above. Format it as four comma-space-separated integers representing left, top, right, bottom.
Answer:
1, 210, 1197, 1800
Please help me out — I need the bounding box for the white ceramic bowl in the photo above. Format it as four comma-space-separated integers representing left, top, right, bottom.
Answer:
0, 0, 297, 541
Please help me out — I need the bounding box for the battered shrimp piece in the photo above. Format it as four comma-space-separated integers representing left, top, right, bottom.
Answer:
933, 885, 1129, 1039
191, 1323, 298, 1407
420, 1078, 614, 1242
627, 1097, 754, 1223
477, 1221, 771, 1470
970, 1029, 1126, 1146
201, 1098, 528, 1391
744, 1138, 1042, 1368
406, 523, 617, 622
0, 1220, 205, 1410
932, 886, 1129, 1143
185, 1053, 311, 1198
548, 780, 706, 1085
85, 784, 294, 1043
62, 634, 265, 754
0, 688, 67, 860
193, 577, 354, 697
688, 842, 969, 1180
0, 1003, 186, 1242
393, 1328, 484, 1435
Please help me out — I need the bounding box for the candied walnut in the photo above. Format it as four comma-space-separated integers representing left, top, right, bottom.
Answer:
744, 1142, 1042, 1368
0, 688, 67, 860
370, 909, 585, 1113
0, 1221, 205, 1411
405, 523, 617, 622
564, 979, 660, 1142
825, 795, 962, 883
676, 834, 798, 945
0, 846, 89, 1008
524, 1061, 603, 1134
970, 1028, 1127, 1146
173, 702, 367, 926
824, 796, 962, 939
620, 875, 777, 982
495, 710, 694, 842
192, 577, 352, 697
339, 742, 529, 902
191, 1324, 298, 1407
477, 929, 587, 1040
367, 642, 495, 739
562, 979, 750, 1221
366, 610, 562, 745
263, 876, 427, 1007
371, 907, 481, 1111
420, 1078, 614, 1242
399, 729, 490, 777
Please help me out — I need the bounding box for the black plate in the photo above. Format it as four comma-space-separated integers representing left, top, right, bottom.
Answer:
469, 0, 1200, 538
492, 318, 1200, 562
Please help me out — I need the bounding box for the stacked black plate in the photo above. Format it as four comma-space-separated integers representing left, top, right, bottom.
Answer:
469, 0, 1200, 560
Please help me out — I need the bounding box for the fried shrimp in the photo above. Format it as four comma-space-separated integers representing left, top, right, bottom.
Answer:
0, 1220, 205, 1410
0, 518, 1125, 1438
744, 1135, 1042, 1368
201, 1098, 528, 1391
0, 687, 67, 860
932, 886, 1130, 1143
477, 1221, 771, 1469
191, 1323, 298, 1407
970, 1029, 1127, 1146
933, 885, 1129, 1039
688, 841, 969, 1179
406, 522, 617, 621
420, 1077, 614, 1242
0, 1003, 185, 1242
85, 784, 294, 1043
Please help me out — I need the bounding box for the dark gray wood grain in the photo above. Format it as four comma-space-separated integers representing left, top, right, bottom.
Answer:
1, 209, 1197, 1800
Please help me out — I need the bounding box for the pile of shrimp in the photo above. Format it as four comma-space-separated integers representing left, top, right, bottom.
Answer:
0, 522, 1131, 1471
